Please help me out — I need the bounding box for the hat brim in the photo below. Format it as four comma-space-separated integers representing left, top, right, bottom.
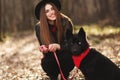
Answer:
35, 0, 61, 20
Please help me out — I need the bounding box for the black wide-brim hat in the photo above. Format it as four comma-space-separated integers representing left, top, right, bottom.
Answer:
35, 0, 61, 20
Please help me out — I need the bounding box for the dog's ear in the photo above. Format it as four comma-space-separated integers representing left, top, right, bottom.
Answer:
78, 27, 86, 38
66, 29, 73, 40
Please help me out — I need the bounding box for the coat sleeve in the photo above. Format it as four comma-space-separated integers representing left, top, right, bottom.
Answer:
35, 24, 42, 45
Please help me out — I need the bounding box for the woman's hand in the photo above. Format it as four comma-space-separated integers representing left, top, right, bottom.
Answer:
48, 43, 60, 52
39, 44, 60, 53
39, 45, 49, 53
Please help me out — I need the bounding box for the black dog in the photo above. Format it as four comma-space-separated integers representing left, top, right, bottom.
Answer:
66, 27, 120, 80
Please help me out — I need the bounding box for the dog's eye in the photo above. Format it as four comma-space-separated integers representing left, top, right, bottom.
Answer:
78, 42, 81, 45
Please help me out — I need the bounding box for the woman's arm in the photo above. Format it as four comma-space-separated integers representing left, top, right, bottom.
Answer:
35, 24, 49, 53
35, 24, 41, 45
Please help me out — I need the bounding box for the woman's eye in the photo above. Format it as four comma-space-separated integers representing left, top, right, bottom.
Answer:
51, 7, 54, 10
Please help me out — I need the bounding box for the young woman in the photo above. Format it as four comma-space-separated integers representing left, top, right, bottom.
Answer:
35, 0, 74, 79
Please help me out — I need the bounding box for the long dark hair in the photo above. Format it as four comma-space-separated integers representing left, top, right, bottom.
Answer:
39, 3, 63, 45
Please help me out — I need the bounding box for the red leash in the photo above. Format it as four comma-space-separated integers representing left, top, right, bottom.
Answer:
53, 52, 66, 80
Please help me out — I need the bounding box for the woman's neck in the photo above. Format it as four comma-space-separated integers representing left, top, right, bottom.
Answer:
48, 20, 55, 25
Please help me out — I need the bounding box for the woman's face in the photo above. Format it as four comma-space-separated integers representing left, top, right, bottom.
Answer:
45, 3, 56, 21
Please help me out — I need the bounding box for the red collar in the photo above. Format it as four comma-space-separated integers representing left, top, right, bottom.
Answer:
72, 48, 90, 68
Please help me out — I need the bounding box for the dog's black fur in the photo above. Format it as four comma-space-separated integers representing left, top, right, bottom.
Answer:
66, 27, 120, 80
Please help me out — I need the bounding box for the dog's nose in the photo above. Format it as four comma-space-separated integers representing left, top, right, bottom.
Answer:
72, 49, 77, 53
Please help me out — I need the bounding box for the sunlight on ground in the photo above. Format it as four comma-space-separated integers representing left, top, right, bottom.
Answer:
74, 24, 120, 36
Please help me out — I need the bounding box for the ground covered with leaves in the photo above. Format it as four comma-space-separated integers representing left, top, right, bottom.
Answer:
0, 26, 120, 80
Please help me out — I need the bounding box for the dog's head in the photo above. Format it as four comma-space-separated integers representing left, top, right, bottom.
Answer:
66, 27, 89, 55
